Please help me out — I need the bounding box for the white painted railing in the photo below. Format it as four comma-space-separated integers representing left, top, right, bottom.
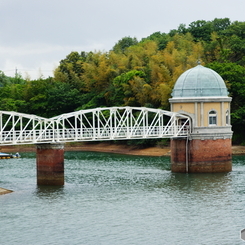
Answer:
0, 107, 190, 145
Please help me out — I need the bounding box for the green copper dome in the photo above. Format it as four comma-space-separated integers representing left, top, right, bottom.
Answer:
171, 65, 229, 97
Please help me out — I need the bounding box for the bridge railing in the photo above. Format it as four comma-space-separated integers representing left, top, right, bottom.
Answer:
0, 107, 190, 145
0, 125, 189, 145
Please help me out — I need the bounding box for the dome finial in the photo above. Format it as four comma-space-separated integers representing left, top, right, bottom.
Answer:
197, 59, 201, 65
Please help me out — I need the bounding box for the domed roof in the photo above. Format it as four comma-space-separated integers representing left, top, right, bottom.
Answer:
171, 65, 229, 97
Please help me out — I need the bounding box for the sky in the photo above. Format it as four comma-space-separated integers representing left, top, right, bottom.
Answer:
1, 0, 244, 79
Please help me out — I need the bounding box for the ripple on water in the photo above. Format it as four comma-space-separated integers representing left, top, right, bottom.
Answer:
0, 153, 244, 244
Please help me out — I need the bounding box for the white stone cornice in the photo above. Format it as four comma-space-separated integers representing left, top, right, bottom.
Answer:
169, 97, 232, 103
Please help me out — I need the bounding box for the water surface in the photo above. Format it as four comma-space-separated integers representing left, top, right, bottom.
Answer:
1, 152, 245, 244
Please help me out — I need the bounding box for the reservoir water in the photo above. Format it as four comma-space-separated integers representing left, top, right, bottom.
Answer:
1, 151, 245, 245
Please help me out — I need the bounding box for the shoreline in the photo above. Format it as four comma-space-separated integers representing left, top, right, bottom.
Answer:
0, 187, 13, 195
0, 142, 245, 156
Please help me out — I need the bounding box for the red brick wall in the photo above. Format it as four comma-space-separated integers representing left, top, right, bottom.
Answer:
171, 138, 232, 173
36, 144, 64, 185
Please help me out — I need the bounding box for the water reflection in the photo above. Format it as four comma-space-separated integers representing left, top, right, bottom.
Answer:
151, 171, 233, 201
172, 172, 231, 191
34, 185, 65, 200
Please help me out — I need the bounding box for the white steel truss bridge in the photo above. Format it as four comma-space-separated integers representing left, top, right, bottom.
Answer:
0, 107, 190, 145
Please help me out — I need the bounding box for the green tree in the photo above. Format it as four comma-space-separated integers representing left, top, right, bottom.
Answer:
113, 36, 138, 53
141, 32, 170, 50
212, 18, 231, 33
0, 72, 26, 112
54, 51, 86, 89
187, 20, 212, 41
45, 82, 81, 117
0, 71, 10, 87
108, 70, 146, 106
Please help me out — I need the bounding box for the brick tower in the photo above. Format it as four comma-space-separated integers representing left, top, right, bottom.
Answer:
169, 64, 233, 173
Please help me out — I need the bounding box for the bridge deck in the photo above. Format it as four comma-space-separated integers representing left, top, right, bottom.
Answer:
0, 107, 190, 145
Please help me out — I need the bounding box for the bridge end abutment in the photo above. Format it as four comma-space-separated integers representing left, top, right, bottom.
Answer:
36, 143, 64, 185
171, 137, 232, 173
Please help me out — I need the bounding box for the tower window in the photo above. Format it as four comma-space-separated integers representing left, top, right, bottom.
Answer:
226, 110, 230, 125
209, 110, 217, 126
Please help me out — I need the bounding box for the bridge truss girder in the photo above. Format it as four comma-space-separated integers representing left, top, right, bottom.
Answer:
0, 107, 190, 145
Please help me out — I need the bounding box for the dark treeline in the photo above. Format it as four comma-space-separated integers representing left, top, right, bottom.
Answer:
1, 18, 245, 144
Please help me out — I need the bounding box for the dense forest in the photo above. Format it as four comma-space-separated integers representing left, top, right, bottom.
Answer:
1, 18, 245, 144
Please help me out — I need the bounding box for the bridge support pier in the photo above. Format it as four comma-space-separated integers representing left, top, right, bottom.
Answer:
171, 138, 232, 173
36, 143, 64, 185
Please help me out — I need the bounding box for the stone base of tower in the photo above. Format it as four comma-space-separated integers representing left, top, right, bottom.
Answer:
36, 143, 65, 185
171, 138, 232, 173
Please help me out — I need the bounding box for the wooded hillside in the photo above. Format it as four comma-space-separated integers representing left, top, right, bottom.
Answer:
1, 18, 245, 144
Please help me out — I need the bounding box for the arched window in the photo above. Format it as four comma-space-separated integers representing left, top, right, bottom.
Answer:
226, 110, 230, 125
209, 110, 217, 126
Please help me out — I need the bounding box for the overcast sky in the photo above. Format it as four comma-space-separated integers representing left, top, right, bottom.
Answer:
1, 0, 244, 79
